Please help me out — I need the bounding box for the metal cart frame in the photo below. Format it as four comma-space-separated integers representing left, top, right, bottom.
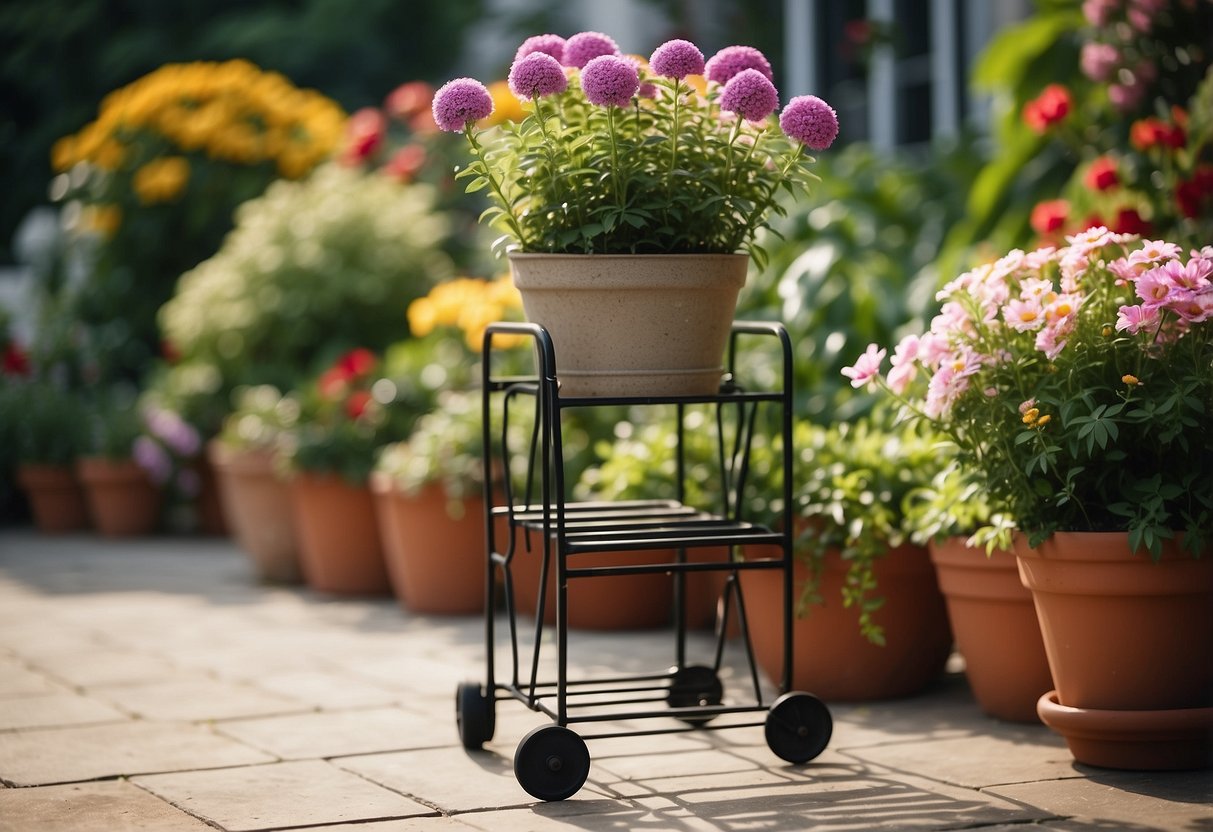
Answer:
456, 320, 831, 801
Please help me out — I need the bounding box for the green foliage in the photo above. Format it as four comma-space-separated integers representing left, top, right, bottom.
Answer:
216, 385, 300, 456
81, 388, 144, 460
158, 163, 453, 411
374, 391, 486, 509
6, 380, 89, 465
738, 140, 982, 423
791, 411, 949, 646
460, 70, 823, 260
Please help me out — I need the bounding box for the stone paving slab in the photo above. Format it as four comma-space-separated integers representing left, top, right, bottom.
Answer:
987, 770, 1213, 831
133, 760, 434, 831
2, 530, 1212, 831
216, 706, 455, 759
0, 691, 128, 731
89, 675, 310, 722
21, 645, 180, 689
0, 656, 69, 697
0, 780, 214, 832
0, 721, 275, 786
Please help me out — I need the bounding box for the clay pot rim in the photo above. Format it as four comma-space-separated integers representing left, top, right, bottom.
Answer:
1037, 690, 1213, 739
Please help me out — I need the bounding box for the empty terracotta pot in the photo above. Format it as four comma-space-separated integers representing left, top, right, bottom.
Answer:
75, 457, 161, 537
16, 463, 89, 533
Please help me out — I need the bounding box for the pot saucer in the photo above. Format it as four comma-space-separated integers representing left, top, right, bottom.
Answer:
1037, 690, 1213, 770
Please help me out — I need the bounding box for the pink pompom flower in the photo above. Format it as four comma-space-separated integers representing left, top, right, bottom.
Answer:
649, 38, 705, 80
704, 45, 773, 85
580, 55, 639, 108
718, 68, 779, 122
431, 78, 494, 132
780, 95, 839, 150
515, 33, 566, 65
508, 52, 568, 101
563, 31, 620, 69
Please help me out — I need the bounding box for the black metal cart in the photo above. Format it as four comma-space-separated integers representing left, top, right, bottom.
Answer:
456, 320, 832, 801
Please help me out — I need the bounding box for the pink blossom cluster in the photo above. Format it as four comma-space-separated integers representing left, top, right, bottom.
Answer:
842, 228, 1213, 419
1079, 0, 1172, 113
133, 404, 203, 495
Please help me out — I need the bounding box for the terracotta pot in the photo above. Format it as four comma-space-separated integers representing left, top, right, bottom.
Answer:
290, 472, 390, 595
16, 464, 89, 533
208, 442, 301, 584
929, 537, 1052, 723
739, 543, 952, 701
1015, 532, 1213, 769
75, 457, 162, 537
507, 524, 673, 630
508, 253, 747, 397
192, 456, 228, 536
372, 476, 485, 615
684, 547, 734, 632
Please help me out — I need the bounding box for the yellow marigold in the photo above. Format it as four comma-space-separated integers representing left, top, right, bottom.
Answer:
83, 204, 122, 238
407, 297, 437, 338
481, 80, 526, 127
51, 136, 77, 172
132, 156, 190, 204
1122, 374, 1140, 386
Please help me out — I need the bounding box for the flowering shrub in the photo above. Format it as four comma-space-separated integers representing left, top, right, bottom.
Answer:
286, 348, 423, 485
131, 399, 203, 501
955, 0, 1213, 264
215, 385, 300, 458
846, 228, 1213, 556
432, 32, 838, 263
49, 59, 346, 382
374, 390, 485, 517
159, 162, 452, 398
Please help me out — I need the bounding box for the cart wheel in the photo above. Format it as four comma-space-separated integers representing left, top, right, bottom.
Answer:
456, 681, 495, 749
513, 725, 590, 802
667, 665, 723, 725
764, 691, 832, 764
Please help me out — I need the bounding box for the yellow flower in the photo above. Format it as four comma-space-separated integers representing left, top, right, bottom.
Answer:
83, 204, 122, 238
481, 80, 526, 127
132, 156, 190, 204
407, 297, 437, 338
1035, 414, 1052, 427
1122, 374, 1140, 386
1021, 407, 1040, 425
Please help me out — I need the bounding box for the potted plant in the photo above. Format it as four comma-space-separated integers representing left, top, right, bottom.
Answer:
284, 348, 418, 596
739, 412, 953, 701
209, 385, 302, 584
76, 391, 163, 537
850, 230, 1212, 768
906, 465, 1051, 723
432, 33, 839, 396
371, 390, 489, 615
10, 379, 90, 533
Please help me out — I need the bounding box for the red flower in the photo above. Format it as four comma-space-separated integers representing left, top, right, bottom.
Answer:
1030, 199, 1069, 235
1023, 84, 1071, 134
1084, 156, 1119, 192
2, 341, 30, 377
1130, 117, 1185, 152
337, 348, 377, 378
385, 81, 435, 122
1111, 208, 1151, 236
383, 144, 427, 183
1176, 166, 1213, 219
345, 389, 373, 420
317, 366, 351, 400
341, 108, 387, 164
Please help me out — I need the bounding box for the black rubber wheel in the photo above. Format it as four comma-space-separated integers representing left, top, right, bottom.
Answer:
455, 681, 495, 749
667, 664, 724, 725
764, 691, 832, 764
513, 724, 590, 801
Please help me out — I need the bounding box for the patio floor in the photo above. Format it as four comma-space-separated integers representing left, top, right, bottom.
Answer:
0, 529, 1209, 831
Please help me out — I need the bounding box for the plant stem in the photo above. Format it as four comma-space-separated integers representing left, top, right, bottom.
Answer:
464, 125, 528, 250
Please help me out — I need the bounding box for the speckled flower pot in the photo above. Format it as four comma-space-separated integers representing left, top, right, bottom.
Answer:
508, 253, 748, 398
